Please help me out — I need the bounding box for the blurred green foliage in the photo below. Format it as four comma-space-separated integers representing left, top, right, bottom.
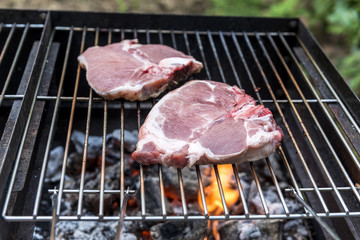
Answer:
207, 0, 360, 96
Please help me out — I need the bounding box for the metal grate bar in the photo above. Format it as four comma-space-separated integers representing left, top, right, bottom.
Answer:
54, 26, 297, 37
56, 27, 87, 215
2, 23, 44, 28
99, 99, 107, 218
196, 166, 209, 218
99, 27, 109, 218
207, 31, 226, 83
178, 169, 188, 217
249, 162, 269, 216
49, 189, 137, 194
120, 99, 126, 208
243, 32, 330, 213
195, 31, 211, 80
213, 165, 230, 218
76, 27, 99, 218
158, 164, 167, 218
232, 164, 249, 217
285, 187, 360, 192
3, 211, 360, 222
77, 88, 93, 217
119, 28, 126, 210
0, 94, 339, 104
218, 31, 240, 84
137, 101, 146, 218
0, 23, 29, 107
0, 23, 16, 64
255, 32, 349, 213
32, 27, 74, 218
266, 32, 360, 206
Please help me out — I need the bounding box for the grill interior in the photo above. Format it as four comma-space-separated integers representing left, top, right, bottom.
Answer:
0, 10, 360, 239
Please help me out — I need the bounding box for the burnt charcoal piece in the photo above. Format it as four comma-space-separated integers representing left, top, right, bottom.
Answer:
138, 176, 173, 216
45, 146, 64, 183
161, 167, 205, 202
283, 219, 309, 239
150, 220, 208, 240
106, 129, 138, 153
71, 130, 103, 160
55, 221, 119, 239
218, 220, 261, 240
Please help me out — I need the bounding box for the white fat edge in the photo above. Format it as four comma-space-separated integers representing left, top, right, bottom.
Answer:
186, 141, 214, 167
202, 80, 217, 91
244, 118, 279, 148
77, 55, 88, 70
158, 57, 192, 68
121, 39, 140, 51
106, 82, 143, 95
206, 93, 216, 103
193, 59, 203, 67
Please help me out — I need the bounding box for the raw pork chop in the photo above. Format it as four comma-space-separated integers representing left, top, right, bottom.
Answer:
132, 80, 283, 168
78, 39, 203, 101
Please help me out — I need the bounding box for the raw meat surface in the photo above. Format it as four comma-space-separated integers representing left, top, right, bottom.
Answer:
78, 39, 203, 101
132, 80, 283, 168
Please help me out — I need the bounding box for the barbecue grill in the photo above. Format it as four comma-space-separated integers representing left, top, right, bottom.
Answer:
0, 9, 360, 239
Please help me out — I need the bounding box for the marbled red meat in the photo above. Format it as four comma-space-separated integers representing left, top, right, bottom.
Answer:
132, 80, 283, 168
78, 39, 203, 101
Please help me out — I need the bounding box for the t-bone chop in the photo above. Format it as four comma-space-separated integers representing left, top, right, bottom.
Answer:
78, 39, 203, 101
132, 80, 283, 168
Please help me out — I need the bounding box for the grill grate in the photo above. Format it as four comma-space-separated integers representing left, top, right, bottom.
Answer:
1, 11, 360, 230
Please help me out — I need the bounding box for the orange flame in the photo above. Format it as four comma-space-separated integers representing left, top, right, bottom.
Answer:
198, 165, 240, 240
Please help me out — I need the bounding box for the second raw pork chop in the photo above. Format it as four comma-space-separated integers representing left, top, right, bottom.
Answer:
78, 39, 203, 101
132, 80, 283, 168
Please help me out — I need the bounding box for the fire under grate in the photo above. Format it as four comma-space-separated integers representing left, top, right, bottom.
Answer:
1, 10, 360, 239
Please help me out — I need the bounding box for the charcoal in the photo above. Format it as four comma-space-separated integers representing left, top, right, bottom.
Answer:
219, 220, 261, 240
283, 220, 309, 240
66, 152, 83, 176
139, 176, 173, 215
253, 220, 282, 240
106, 129, 138, 153
45, 146, 64, 182
55, 221, 119, 240
150, 220, 208, 240
71, 130, 103, 159
218, 220, 243, 239
248, 181, 286, 215
161, 166, 210, 202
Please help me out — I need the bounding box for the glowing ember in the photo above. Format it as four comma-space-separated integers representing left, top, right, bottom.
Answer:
198, 165, 240, 239
199, 165, 239, 214
141, 230, 151, 240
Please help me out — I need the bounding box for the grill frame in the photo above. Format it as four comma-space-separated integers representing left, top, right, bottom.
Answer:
0, 9, 360, 239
